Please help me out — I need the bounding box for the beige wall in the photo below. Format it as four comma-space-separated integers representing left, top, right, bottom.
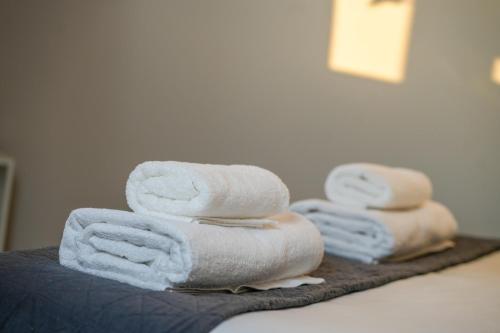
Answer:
1, 0, 499, 250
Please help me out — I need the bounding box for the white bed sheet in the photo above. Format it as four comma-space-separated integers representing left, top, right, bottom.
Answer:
213, 252, 500, 333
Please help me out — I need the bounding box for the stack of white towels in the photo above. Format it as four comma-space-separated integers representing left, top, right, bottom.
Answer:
291, 163, 458, 264
59, 161, 325, 292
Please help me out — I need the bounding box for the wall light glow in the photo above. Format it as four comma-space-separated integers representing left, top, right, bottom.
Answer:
328, 0, 415, 83
492, 58, 500, 85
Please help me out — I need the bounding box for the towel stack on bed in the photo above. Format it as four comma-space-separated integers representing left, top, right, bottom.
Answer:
59, 161, 324, 291
291, 163, 458, 264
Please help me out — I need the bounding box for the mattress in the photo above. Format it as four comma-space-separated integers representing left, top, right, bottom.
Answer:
0, 237, 499, 333
215, 251, 500, 333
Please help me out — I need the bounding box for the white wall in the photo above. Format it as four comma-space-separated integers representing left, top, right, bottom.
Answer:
1, 0, 499, 249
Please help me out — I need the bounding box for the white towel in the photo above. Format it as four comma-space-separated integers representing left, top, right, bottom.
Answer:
59, 208, 324, 291
290, 199, 457, 264
126, 161, 290, 219
325, 163, 433, 209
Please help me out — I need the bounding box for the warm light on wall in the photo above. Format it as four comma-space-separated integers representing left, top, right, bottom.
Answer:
491, 58, 500, 85
328, 0, 415, 83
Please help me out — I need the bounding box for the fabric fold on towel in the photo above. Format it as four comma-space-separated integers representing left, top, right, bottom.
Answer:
325, 163, 433, 209
152, 214, 278, 228
290, 199, 457, 264
126, 161, 290, 219
59, 208, 324, 291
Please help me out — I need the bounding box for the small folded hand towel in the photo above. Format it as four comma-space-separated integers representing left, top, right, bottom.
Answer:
59, 208, 324, 291
126, 161, 290, 219
324, 163, 432, 209
290, 199, 457, 264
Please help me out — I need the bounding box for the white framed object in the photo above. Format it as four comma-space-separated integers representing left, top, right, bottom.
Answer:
0, 154, 14, 251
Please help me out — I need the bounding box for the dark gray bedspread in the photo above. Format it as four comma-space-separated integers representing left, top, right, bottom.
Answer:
1, 236, 499, 333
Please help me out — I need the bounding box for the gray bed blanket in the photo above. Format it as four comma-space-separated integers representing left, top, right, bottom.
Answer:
0, 236, 499, 333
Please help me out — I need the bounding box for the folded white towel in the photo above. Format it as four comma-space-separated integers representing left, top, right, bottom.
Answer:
325, 163, 433, 209
59, 208, 324, 291
290, 199, 457, 264
126, 161, 290, 219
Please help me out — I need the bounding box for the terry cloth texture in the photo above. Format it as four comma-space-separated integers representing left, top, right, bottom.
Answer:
325, 163, 432, 209
59, 208, 324, 291
126, 161, 290, 218
290, 199, 457, 263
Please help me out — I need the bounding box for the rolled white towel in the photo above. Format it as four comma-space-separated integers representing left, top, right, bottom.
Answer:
325, 163, 433, 209
126, 161, 290, 219
290, 199, 457, 264
59, 208, 324, 291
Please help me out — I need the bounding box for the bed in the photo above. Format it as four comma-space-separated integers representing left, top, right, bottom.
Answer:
1, 236, 499, 333
215, 251, 500, 333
